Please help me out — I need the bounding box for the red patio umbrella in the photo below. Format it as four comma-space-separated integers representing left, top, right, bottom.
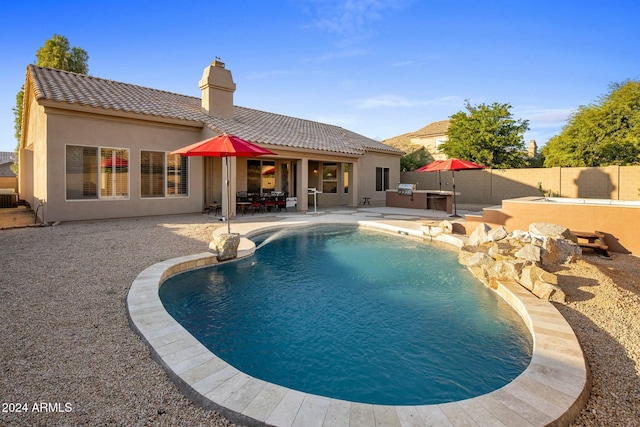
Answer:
101, 157, 128, 168
262, 166, 276, 175
414, 160, 444, 173
171, 133, 276, 233
415, 160, 445, 191
417, 158, 485, 217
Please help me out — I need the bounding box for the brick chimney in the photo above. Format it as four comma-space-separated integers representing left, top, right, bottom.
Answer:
199, 59, 236, 119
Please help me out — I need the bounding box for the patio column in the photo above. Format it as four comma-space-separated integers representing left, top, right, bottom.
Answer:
297, 158, 309, 212
349, 161, 359, 207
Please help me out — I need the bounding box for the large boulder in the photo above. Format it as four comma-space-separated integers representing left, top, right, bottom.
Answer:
488, 260, 522, 281
529, 222, 578, 243
519, 265, 564, 303
532, 281, 566, 303
520, 265, 558, 291
439, 220, 454, 234
488, 226, 508, 242
515, 244, 541, 263
509, 229, 531, 243
209, 233, 241, 261
458, 245, 489, 266
467, 252, 495, 268
541, 237, 582, 266
468, 223, 491, 246
488, 242, 518, 260
422, 220, 453, 237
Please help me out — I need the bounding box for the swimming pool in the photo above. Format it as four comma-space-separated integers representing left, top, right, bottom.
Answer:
160, 225, 532, 405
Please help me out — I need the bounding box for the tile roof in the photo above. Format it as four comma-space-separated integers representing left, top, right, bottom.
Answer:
27, 65, 402, 156
382, 119, 450, 153
0, 152, 16, 165
412, 119, 450, 138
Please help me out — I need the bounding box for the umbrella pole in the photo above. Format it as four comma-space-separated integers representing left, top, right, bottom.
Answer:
450, 170, 460, 218
226, 156, 231, 234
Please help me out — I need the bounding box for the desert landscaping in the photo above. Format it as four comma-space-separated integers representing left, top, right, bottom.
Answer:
1, 210, 639, 426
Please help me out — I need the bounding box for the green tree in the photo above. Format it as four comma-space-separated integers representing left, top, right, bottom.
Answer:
35, 34, 89, 73
440, 101, 529, 169
400, 148, 430, 172
12, 35, 89, 173
542, 80, 640, 167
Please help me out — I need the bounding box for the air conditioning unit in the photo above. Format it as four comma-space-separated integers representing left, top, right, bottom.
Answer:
0, 191, 17, 208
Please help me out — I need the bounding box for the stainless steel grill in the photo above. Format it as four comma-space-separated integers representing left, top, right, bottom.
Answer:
397, 183, 416, 196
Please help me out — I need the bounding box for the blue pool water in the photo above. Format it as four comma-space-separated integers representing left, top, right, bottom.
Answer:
160, 225, 532, 405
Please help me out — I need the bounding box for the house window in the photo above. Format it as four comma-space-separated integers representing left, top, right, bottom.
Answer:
141, 151, 188, 198
343, 164, 349, 193
322, 163, 337, 193
66, 145, 129, 200
100, 148, 129, 198
435, 138, 446, 152
167, 154, 188, 196
261, 161, 275, 193
376, 167, 389, 191
247, 159, 275, 194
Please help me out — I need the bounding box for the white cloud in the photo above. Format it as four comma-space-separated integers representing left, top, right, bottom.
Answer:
298, 0, 412, 45
514, 106, 576, 144
515, 106, 574, 125
309, 0, 386, 35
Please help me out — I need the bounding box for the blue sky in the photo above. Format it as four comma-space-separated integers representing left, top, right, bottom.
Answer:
1, 0, 639, 153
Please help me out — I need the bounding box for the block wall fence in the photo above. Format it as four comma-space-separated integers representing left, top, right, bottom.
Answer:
403, 165, 640, 205
0, 177, 18, 193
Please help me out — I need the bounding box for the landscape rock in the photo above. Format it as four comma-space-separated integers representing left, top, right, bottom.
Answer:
467, 252, 495, 268
515, 244, 541, 263
458, 245, 489, 265
541, 237, 582, 266
532, 281, 566, 303
529, 222, 578, 243
520, 265, 558, 291
421, 220, 454, 237
468, 223, 491, 246
423, 225, 444, 237
488, 242, 517, 260
509, 229, 531, 243
439, 220, 453, 234
488, 226, 508, 242
488, 260, 521, 281
460, 222, 578, 303
209, 233, 240, 261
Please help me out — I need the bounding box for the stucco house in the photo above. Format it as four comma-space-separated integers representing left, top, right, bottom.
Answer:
18, 60, 402, 223
0, 152, 17, 177
383, 120, 450, 162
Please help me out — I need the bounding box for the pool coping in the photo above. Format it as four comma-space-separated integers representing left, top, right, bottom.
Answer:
126, 216, 591, 427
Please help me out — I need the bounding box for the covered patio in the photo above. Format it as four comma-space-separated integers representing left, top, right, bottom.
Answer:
201, 154, 365, 217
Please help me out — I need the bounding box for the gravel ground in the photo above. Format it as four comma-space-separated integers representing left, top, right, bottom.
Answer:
1, 213, 639, 426
553, 254, 640, 426
1, 214, 234, 426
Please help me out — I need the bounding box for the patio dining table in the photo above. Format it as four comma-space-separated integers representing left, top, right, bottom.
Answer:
236, 201, 251, 215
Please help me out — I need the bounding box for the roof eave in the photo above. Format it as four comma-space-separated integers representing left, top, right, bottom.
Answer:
37, 99, 205, 128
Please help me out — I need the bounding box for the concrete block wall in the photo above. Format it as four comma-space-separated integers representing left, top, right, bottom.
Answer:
404, 165, 640, 205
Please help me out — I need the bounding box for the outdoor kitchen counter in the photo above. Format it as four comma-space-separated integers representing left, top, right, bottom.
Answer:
385, 189, 456, 213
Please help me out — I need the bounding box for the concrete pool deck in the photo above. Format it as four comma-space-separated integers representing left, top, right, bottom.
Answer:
127, 213, 590, 426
